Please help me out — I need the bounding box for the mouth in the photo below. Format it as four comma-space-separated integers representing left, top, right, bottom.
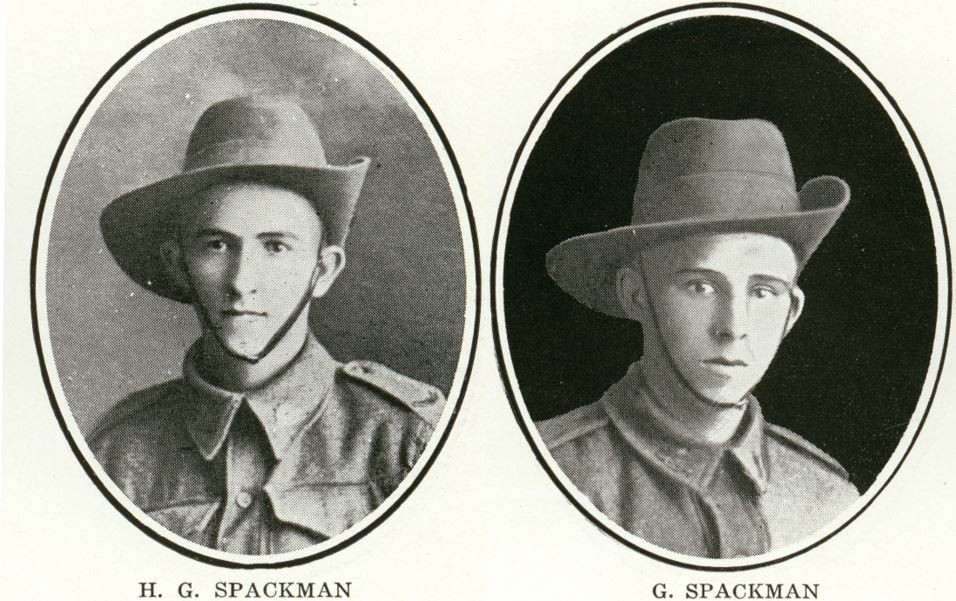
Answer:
222, 309, 268, 318
702, 357, 748, 367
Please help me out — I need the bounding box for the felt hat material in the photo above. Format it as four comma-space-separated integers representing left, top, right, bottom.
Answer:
545, 117, 849, 319
100, 96, 370, 303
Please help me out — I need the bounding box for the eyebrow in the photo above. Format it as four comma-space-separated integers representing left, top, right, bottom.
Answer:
750, 274, 794, 288
191, 228, 234, 239
676, 268, 793, 287
187, 229, 300, 241
676, 268, 721, 278
257, 231, 301, 241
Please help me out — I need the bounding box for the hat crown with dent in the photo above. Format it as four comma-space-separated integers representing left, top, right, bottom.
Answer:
543, 116, 850, 319
183, 96, 330, 172
99, 95, 370, 303
631, 118, 800, 226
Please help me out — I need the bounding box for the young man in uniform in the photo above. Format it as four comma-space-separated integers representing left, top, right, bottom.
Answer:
540, 117, 859, 558
92, 96, 444, 555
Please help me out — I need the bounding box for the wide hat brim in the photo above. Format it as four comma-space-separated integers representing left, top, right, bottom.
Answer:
100, 159, 370, 303
545, 175, 850, 319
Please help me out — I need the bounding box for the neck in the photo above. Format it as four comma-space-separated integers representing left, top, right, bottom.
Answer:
197, 317, 310, 391
639, 350, 747, 446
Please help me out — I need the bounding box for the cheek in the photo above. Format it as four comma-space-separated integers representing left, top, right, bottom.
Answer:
658, 295, 714, 351
267, 256, 317, 293
186, 257, 230, 291
748, 300, 792, 355
280, 255, 316, 280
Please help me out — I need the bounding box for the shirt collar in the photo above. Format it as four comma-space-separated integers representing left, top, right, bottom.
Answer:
601, 363, 769, 494
183, 334, 340, 461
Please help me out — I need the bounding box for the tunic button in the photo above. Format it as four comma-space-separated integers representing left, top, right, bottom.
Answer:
236, 491, 254, 509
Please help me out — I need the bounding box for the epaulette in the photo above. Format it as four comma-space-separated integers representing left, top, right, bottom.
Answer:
89, 380, 184, 443
341, 360, 445, 426
766, 423, 850, 480
535, 402, 609, 449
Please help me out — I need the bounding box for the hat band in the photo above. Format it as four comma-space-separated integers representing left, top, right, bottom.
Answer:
631, 172, 799, 225
184, 138, 328, 172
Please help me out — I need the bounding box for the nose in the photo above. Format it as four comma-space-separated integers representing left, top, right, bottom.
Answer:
226, 245, 260, 299
710, 292, 749, 342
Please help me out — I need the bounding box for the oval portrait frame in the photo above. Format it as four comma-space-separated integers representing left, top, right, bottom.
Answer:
492, 3, 949, 570
31, 5, 479, 568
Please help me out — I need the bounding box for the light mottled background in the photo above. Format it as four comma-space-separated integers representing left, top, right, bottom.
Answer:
45, 19, 467, 435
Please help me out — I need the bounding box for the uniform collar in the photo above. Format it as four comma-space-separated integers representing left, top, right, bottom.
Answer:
601, 363, 769, 494
183, 333, 339, 461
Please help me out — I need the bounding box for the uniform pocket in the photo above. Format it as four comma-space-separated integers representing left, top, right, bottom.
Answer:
147, 498, 222, 545
266, 483, 376, 539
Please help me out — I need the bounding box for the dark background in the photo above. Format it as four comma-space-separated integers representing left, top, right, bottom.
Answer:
503, 16, 938, 492
46, 20, 468, 435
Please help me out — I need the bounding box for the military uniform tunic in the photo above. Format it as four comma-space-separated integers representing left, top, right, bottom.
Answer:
91, 334, 444, 554
537, 364, 859, 558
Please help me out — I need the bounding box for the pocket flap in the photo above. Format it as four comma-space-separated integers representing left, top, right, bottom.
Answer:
147, 498, 221, 542
266, 483, 377, 538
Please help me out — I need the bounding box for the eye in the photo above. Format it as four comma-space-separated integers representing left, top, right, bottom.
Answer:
263, 240, 291, 254
751, 285, 781, 299
684, 280, 715, 295
201, 238, 228, 253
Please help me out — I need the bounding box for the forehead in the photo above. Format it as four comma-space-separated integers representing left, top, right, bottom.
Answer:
643, 232, 799, 281
179, 181, 322, 237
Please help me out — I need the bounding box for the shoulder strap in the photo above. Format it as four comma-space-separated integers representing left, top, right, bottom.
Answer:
536, 402, 609, 449
766, 422, 850, 480
341, 360, 445, 426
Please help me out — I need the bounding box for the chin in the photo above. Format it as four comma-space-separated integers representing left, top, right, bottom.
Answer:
691, 382, 753, 407
215, 334, 271, 358
217, 324, 269, 343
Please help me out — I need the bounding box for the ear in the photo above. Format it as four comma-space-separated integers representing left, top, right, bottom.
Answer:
311, 245, 347, 299
783, 285, 805, 337
159, 239, 191, 291
616, 264, 648, 321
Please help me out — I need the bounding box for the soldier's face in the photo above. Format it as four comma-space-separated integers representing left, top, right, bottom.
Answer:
622, 232, 804, 406
168, 182, 341, 358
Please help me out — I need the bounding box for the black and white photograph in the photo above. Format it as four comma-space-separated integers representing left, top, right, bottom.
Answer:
494, 9, 948, 567
6, 1, 956, 599
30, 10, 477, 565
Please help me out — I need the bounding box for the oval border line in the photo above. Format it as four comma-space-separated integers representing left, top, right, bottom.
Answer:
31, 3, 480, 568
491, 2, 950, 570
